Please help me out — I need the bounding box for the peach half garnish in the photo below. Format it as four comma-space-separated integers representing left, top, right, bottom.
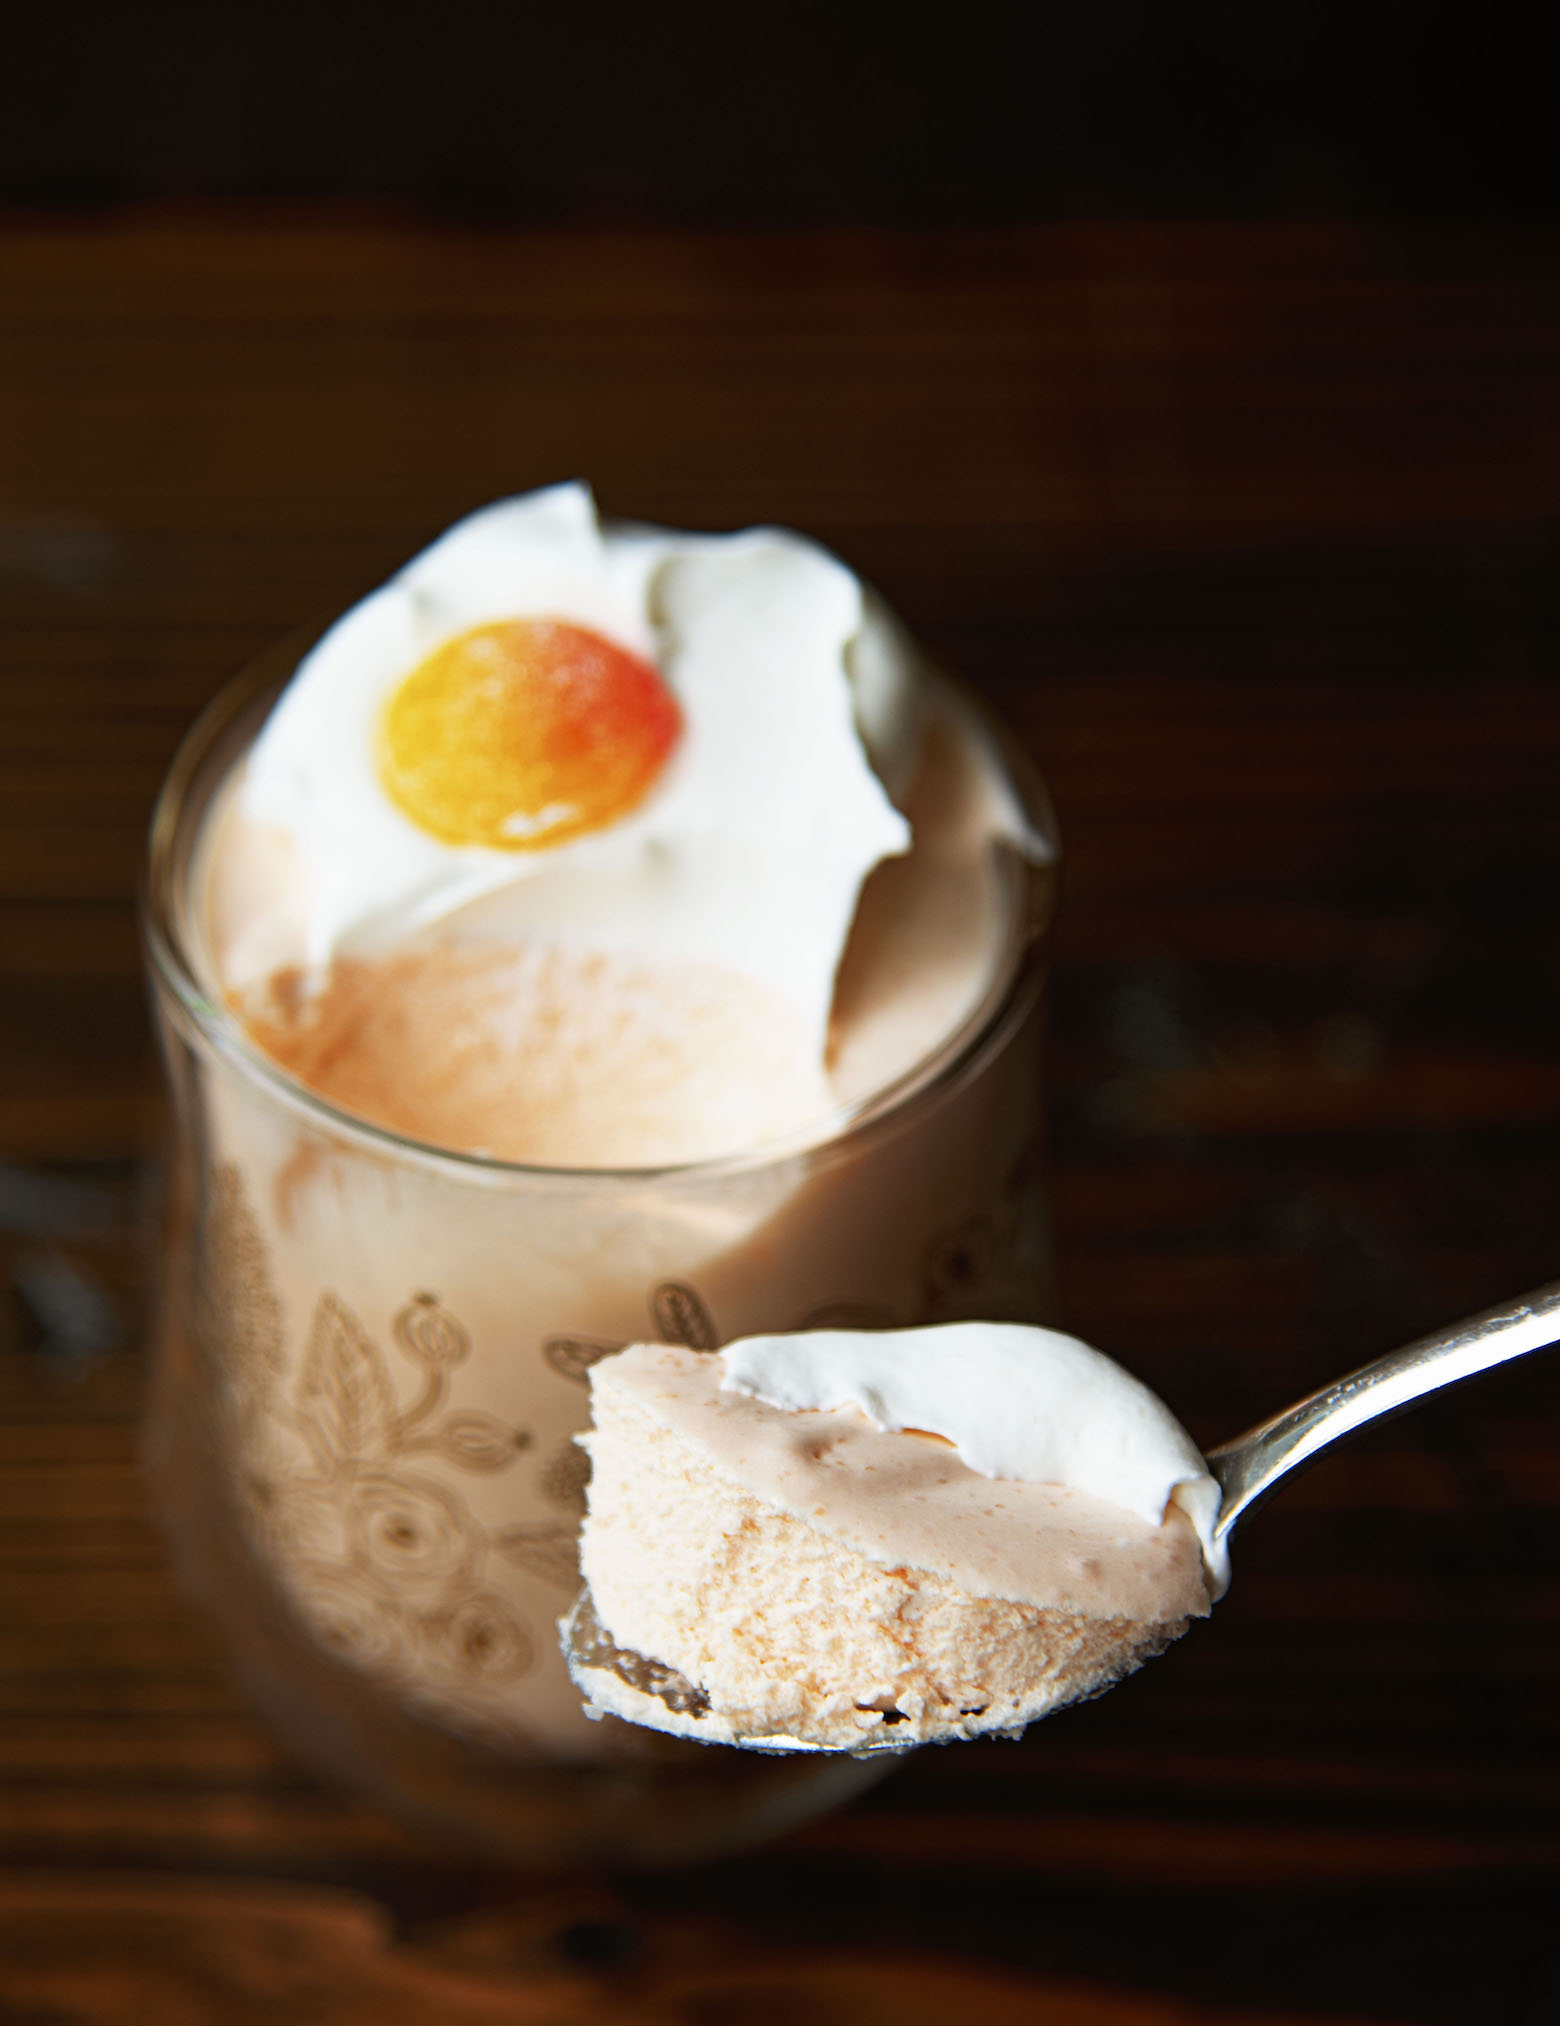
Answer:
377, 618, 682, 851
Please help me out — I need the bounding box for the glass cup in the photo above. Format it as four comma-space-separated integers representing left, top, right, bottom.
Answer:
141, 640, 1058, 1867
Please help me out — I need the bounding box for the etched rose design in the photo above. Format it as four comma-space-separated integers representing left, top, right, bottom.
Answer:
347, 1469, 478, 1601
293, 1562, 408, 1676
437, 1592, 534, 1684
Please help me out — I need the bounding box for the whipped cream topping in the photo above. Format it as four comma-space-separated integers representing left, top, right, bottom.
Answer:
720, 1322, 1227, 1590
234, 483, 923, 1052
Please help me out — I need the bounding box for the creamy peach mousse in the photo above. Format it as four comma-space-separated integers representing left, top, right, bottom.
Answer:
571, 1325, 1223, 1751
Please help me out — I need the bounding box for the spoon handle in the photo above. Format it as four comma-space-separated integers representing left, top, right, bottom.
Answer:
1205, 1279, 1560, 1552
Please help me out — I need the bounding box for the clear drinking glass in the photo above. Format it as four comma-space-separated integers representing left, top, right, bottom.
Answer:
141, 639, 1058, 1867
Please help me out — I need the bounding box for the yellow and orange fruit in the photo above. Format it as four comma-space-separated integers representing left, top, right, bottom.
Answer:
378, 619, 682, 852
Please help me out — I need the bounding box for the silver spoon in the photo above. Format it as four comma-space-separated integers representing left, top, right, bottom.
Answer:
563, 1279, 1560, 1754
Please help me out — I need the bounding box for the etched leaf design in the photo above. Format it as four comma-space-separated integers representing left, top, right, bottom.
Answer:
200, 1164, 285, 1386
493, 1522, 581, 1589
539, 1440, 591, 1512
651, 1279, 717, 1351
543, 1335, 621, 1384
423, 1411, 531, 1472
393, 1292, 470, 1369
293, 1294, 393, 1466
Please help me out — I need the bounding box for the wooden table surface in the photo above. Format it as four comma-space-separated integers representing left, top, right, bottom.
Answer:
1, 214, 1558, 2024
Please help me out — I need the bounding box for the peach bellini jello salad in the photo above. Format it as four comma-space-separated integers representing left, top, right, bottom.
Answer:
199, 483, 1050, 1166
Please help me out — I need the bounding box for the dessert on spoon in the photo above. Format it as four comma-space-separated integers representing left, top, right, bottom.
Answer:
562, 1282, 1560, 1753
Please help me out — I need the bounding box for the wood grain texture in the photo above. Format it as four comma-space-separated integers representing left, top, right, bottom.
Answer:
0, 1875, 1391, 2026
0, 215, 1557, 2024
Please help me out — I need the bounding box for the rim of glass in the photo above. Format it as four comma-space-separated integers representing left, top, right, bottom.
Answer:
143, 634, 1059, 1189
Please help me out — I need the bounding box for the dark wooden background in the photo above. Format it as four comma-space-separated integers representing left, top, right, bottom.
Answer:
1, 214, 1558, 2022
